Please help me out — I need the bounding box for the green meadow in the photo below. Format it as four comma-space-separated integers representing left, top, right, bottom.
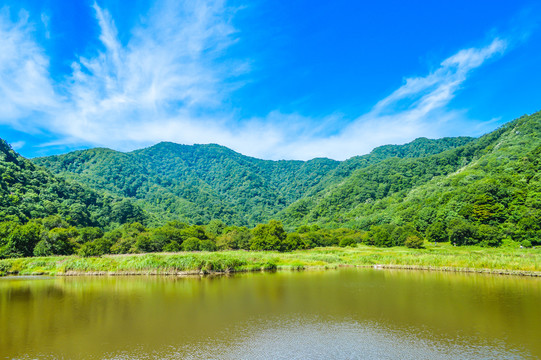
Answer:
2, 243, 539, 277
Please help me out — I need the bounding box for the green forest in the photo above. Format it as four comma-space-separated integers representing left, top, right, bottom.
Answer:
1, 111, 540, 259
32, 137, 472, 226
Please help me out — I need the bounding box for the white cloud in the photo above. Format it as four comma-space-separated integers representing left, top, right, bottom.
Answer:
53, 0, 240, 143
231, 39, 507, 160
0, 2, 509, 160
10, 140, 25, 150
40, 13, 50, 39
0, 8, 58, 129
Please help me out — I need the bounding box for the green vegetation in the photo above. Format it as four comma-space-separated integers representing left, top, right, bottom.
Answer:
2, 111, 541, 264
0, 139, 146, 227
32, 137, 472, 226
280, 112, 541, 246
0, 217, 367, 258
1, 244, 539, 277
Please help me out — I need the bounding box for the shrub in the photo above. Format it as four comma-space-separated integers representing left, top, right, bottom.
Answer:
182, 237, 201, 251
405, 235, 424, 249
339, 236, 357, 247
521, 240, 533, 248
199, 240, 217, 252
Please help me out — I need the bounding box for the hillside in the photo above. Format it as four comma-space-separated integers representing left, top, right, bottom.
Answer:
287, 111, 541, 245
0, 139, 145, 227
33, 137, 472, 226
278, 129, 507, 225
2, 111, 541, 259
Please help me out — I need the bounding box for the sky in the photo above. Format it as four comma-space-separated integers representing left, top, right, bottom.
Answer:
0, 0, 540, 160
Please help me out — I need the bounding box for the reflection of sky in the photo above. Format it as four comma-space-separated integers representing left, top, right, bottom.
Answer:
170, 319, 524, 360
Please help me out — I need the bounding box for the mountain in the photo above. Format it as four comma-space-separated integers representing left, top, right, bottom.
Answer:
4, 109, 541, 251
32, 137, 473, 226
278, 129, 506, 226
0, 139, 145, 227
285, 111, 541, 244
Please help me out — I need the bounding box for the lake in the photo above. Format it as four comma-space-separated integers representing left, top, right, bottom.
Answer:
1, 268, 540, 359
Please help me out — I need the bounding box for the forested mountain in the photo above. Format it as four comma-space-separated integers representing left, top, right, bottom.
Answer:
284, 111, 541, 245
0, 139, 145, 227
2, 111, 541, 258
32, 137, 472, 226
278, 131, 505, 225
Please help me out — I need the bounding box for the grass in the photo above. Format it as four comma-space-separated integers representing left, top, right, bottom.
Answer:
0, 243, 540, 277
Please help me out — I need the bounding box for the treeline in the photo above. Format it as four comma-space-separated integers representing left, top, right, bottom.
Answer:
0, 217, 366, 258
364, 220, 536, 248
3, 212, 536, 260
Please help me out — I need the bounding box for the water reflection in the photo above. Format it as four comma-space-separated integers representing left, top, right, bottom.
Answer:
0, 269, 539, 359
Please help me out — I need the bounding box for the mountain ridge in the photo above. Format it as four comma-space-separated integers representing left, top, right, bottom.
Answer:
32, 135, 475, 226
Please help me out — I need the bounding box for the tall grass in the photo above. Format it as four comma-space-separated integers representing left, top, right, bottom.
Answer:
1, 244, 539, 277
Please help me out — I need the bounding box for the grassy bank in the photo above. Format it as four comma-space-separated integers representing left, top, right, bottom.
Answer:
1, 244, 540, 277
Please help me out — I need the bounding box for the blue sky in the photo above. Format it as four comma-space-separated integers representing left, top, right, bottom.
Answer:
0, 0, 540, 160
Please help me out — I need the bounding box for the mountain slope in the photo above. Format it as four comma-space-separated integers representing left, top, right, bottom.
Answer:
278, 130, 506, 225
33, 137, 473, 226
34, 143, 339, 225
0, 139, 145, 227
286, 111, 541, 243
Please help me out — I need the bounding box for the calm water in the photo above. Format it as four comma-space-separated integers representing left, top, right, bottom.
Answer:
1, 269, 540, 359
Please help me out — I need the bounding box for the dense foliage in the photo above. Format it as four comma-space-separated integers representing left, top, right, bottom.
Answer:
0, 140, 146, 228
295, 112, 541, 247
1, 111, 540, 259
33, 138, 472, 226
0, 216, 367, 259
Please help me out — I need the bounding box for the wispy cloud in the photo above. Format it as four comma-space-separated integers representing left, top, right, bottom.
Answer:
0, 2, 510, 160
40, 13, 50, 39
231, 38, 508, 160
0, 8, 58, 130
288, 38, 508, 160
9, 140, 25, 150
54, 0, 241, 145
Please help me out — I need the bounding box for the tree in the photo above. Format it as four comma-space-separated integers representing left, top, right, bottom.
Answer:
77, 227, 104, 244
339, 236, 357, 247
282, 233, 301, 251
182, 237, 201, 251
370, 225, 393, 247
477, 224, 502, 247
163, 241, 181, 252
250, 220, 287, 251
78, 242, 102, 257
206, 220, 226, 238
38, 227, 78, 255
199, 239, 217, 252
448, 219, 478, 246
405, 235, 424, 249
4, 222, 42, 257
425, 222, 447, 243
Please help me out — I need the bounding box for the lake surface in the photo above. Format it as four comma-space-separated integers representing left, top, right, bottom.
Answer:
1, 269, 540, 359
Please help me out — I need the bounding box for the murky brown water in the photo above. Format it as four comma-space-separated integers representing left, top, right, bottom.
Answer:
1, 269, 540, 359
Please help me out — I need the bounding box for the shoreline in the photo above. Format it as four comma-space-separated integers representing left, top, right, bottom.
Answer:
43, 265, 541, 277
1, 244, 540, 278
